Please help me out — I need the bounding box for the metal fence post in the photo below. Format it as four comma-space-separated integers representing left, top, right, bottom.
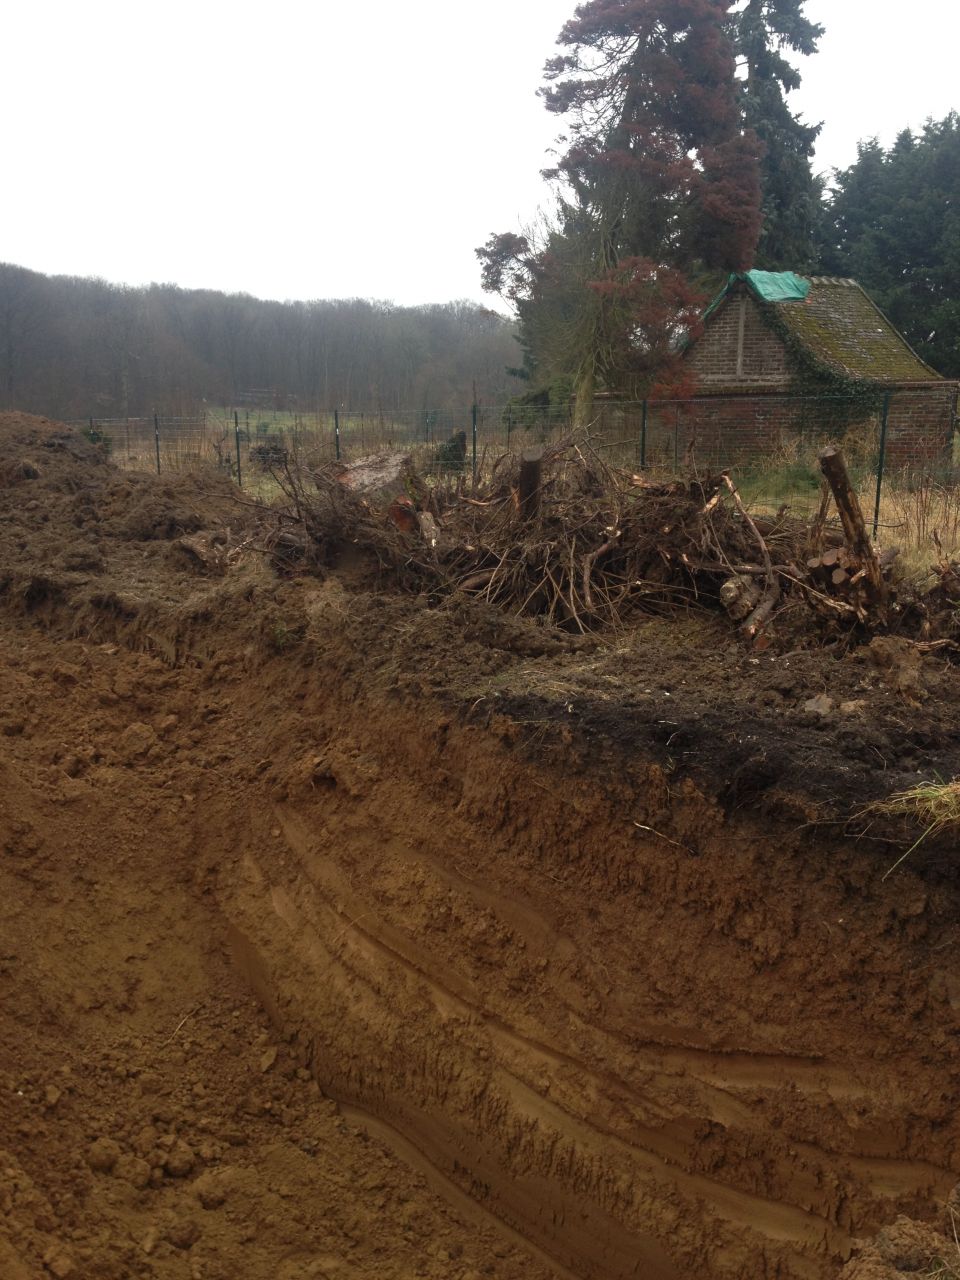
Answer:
334, 408, 341, 461
234, 410, 242, 489
873, 391, 892, 538
153, 413, 161, 475
640, 399, 648, 470
471, 403, 478, 484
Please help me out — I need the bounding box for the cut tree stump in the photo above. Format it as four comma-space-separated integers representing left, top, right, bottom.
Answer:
818, 445, 888, 610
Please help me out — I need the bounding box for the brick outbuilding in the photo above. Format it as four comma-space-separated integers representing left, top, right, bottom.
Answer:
678, 271, 958, 467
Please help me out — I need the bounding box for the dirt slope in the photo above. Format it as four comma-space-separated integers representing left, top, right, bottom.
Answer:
0, 624, 557, 1280
2, 412, 960, 1280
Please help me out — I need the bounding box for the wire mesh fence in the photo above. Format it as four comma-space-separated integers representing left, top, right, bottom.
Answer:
71, 388, 957, 538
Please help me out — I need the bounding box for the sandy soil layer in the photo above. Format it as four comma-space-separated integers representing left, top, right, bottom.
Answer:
0, 622, 558, 1280
3, 412, 960, 1280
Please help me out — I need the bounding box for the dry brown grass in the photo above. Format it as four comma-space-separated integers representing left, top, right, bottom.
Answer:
877, 472, 960, 580
862, 778, 960, 878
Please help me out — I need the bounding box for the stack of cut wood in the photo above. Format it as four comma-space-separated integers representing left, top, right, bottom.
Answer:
806, 446, 895, 625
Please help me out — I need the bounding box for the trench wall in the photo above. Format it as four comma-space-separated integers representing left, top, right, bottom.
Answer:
200, 684, 960, 1280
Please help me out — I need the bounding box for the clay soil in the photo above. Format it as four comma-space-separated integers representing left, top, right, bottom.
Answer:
3, 412, 960, 1280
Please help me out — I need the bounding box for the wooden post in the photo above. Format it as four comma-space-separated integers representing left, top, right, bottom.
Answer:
818, 446, 887, 603
518, 447, 544, 520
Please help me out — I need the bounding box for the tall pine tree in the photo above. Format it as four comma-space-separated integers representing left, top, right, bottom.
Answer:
479, 0, 823, 412
732, 0, 824, 269
480, 0, 763, 419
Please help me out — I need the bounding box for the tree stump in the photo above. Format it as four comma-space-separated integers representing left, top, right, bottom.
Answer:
818, 445, 889, 615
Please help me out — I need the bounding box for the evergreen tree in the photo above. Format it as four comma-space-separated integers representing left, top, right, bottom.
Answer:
542, 0, 763, 278
819, 114, 960, 377
732, 0, 824, 269
478, 0, 825, 411
480, 0, 764, 419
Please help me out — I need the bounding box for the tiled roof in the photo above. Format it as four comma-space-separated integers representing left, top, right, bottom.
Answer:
749, 274, 941, 384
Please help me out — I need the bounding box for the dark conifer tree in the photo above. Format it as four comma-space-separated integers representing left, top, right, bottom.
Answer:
480, 0, 765, 418
732, 0, 823, 269
819, 114, 960, 377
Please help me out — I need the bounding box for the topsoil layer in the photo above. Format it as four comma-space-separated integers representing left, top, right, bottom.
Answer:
2, 412, 960, 1280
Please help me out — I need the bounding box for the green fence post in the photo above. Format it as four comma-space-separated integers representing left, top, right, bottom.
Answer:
153, 413, 161, 475
471, 403, 478, 484
640, 400, 648, 470
334, 409, 341, 461
234, 410, 242, 489
873, 391, 892, 538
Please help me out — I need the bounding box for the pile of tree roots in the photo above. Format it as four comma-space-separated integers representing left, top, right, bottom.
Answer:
257, 439, 958, 646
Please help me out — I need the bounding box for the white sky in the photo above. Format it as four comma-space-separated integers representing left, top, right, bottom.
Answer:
3, 0, 958, 306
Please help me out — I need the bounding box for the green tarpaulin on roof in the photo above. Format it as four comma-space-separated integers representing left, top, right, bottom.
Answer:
701, 269, 811, 323
742, 270, 811, 303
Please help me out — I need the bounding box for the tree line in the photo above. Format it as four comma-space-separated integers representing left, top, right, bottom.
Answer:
0, 264, 524, 420
478, 1, 960, 417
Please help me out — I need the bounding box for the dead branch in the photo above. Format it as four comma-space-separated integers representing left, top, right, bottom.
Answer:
720, 473, 779, 638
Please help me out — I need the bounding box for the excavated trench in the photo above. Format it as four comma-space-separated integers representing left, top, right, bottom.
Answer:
4, 413, 960, 1279
192, 605, 960, 1280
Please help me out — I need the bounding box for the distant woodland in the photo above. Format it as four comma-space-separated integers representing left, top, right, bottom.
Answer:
0, 263, 524, 420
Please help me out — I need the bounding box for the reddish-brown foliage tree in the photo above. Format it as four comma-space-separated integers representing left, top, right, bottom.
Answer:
586, 258, 705, 398
478, 1, 766, 416
542, 0, 762, 275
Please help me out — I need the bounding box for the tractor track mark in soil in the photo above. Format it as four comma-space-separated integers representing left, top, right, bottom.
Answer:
235, 805, 947, 1272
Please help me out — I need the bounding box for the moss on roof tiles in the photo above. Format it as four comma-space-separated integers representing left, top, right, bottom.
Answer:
758, 277, 940, 384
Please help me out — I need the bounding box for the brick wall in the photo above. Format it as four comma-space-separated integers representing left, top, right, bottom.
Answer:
646, 395, 809, 469
885, 385, 958, 467
601, 388, 956, 471
686, 291, 789, 387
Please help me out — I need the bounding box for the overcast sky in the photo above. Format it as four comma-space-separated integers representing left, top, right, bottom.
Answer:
4, 0, 958, 306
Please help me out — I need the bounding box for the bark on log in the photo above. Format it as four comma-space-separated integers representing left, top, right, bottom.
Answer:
518, 448, 544, 521
818, 446, 888, 606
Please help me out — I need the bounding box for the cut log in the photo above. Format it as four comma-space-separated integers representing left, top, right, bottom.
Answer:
335, 452, 414, 497
818, 446, 888, 608
720, 574, 762, 623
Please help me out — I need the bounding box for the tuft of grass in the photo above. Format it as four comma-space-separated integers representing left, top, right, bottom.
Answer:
926, 1205, 960, 1280
862, 778, 960, 878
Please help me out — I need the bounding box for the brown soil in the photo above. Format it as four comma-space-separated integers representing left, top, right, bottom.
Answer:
2, 412, 960, 1280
